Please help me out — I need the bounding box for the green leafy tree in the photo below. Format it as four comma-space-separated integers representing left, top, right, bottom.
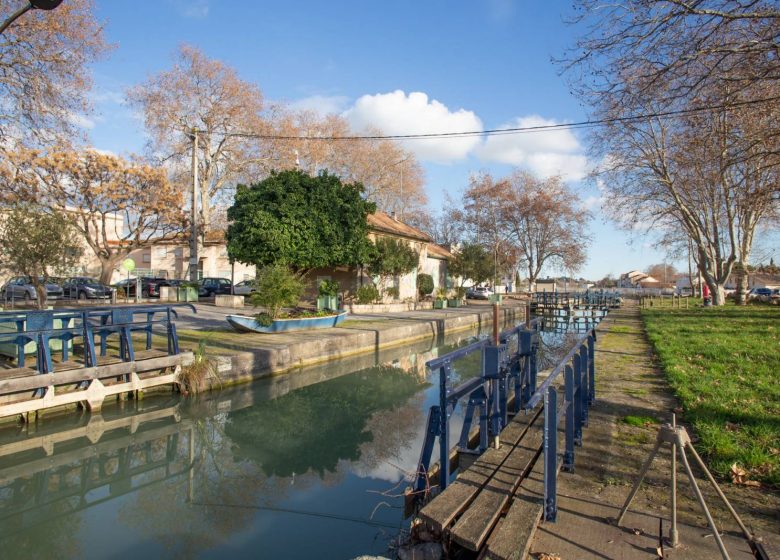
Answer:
0, 205, 83, 309
365, 237, 419, 290
227, 170, 376, 271
449, 242, 493, 288
416, 273, 434, 298
249, 264, 305, 319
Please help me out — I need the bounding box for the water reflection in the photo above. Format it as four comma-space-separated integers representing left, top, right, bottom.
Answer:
0, 312, 594, 559
0, 327, 484, 559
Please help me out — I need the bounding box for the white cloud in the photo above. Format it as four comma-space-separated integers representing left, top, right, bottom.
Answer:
289, 94, 350, 116
477, 115, 588, 181
342, 90, 483, 164
67, 112, 96, 130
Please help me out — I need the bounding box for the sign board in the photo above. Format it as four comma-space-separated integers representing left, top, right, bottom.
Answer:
121, 258, 136, 272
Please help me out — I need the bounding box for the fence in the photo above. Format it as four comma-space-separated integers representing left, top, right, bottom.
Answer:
413, 318, 543, 495
413, 317, 599, 524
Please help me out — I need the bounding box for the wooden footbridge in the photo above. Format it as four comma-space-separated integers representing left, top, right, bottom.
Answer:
408, 309, 601, 559
0, 304, 195, 421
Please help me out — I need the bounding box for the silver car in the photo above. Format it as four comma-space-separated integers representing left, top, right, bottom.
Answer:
233, 279, 257, 296
2, 276, 64, 302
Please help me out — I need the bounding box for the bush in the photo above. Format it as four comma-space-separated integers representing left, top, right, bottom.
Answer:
249, 264, 305, 319
385, 286, 400, 300
356, 284, 380, 304
318, 279, 339, 296
436, 287, 448, 300
417, 273, 434, 297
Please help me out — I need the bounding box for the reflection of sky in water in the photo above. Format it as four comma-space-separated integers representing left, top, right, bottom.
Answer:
0, 316, 590, 559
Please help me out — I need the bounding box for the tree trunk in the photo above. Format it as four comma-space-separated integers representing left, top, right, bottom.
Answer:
734, 262, 748, 305
35, 284, 48, 310
99, 254, 123, 286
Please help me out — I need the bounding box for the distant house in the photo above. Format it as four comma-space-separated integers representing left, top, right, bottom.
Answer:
534, 278, 557, 292
618, 270, 661, 288
308, 211, 452, 301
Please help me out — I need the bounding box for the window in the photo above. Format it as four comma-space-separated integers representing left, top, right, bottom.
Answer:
142, 253, 151, 263
156, 247, 168, 257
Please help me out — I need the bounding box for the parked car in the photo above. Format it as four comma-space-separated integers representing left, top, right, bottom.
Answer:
748, 287, 773, 301
233, 279, 257, 296
2, 276, 64, 302
466, 286, 493, 300
112, 277, 170, 298
768, 289, 780, 305
62, 276, 113, 300
676, 286, 693, 297
198, 277, 233, 297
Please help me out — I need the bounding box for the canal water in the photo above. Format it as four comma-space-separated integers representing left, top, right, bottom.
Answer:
0, 315, 596, 559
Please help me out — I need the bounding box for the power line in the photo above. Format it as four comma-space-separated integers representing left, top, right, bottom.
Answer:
193, 95, 780, 142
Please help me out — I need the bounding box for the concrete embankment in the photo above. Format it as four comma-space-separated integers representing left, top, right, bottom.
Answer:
201, 304, 525, 389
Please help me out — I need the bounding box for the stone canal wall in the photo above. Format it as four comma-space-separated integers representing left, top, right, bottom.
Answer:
205, 305, 525, 389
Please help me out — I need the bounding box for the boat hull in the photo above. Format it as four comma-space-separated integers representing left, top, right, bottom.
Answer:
226, 311, 348, 333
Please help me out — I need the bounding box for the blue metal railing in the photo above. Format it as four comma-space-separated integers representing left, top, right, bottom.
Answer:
413, 316, 600, 524
413, 318, 543, 495
0, 304, 196, 375
532, 290, 622, 308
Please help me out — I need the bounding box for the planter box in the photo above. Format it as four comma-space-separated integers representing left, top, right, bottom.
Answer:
448, 299, 463, 308
177, 287, 199, 302
434, 300, 448, 309
158, 286, 178, 302
215, 294, 245, 308
317, 295, 339, 311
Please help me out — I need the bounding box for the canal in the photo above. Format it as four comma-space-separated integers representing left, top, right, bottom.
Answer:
0, 315, 597, 559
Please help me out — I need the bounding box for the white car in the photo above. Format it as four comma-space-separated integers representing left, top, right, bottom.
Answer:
466, 286, 493, 300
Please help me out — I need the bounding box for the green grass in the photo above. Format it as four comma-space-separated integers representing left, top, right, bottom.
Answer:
623, 415, 659, 427
642, 303, 780, 486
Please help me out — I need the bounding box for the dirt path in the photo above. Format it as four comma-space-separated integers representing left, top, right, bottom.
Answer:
529, 301, 779, 560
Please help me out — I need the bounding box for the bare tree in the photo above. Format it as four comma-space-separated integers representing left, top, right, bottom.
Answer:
5, 149, 186, 284
565, 0, 780, 108
0, 0, 109, 147
279, 109, 427, 217
501, 171, 590, 289
565, 1, 780, 305
127, 45, 268, 237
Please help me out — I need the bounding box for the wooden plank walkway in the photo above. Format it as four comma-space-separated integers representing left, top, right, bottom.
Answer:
417, 395, 555, 558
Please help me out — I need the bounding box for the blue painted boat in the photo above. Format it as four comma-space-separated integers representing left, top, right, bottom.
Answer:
226, 311, 348, 333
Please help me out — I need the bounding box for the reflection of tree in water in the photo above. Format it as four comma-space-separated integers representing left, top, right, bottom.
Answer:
0, 481, 82, 560
225, 366, 427, 478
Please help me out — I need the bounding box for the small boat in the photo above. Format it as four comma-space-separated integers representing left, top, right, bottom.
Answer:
226, 311, 348, 333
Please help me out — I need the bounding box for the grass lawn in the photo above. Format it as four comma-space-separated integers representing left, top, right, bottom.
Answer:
642, 303, 780, 487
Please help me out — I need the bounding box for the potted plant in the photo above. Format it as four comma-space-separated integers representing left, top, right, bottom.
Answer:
317, 279, 340, 311
178, 281, 199, 302
434, 287, 448, 309
449, 286, 466, 308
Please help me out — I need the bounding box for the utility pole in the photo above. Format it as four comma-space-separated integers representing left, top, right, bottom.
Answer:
189, 129, 199, 283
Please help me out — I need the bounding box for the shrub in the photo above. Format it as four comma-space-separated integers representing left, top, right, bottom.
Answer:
179, 338, 217, 395
318, 279, 340, 296
436, 287, 448, 300
385, 286, 400, 300
417, 273, 434, 297
249, 263, 305, 319
356, 284, 380, 304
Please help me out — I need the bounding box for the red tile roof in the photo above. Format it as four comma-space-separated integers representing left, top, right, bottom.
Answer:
367, 211, 432, 242
427, 243, 453, 260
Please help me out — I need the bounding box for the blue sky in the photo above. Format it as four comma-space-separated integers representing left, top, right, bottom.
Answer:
84, 0, 690, 280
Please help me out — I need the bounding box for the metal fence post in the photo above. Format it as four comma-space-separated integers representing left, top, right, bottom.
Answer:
573, 355, 583, 446
588, 332, 596, 404
438, 364, 450, 490
580, 346, 589, 426
563, 364, 575, 472
544, 387, 558, 522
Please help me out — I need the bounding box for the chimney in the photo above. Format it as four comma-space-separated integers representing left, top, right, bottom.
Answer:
390, 211, 397, 221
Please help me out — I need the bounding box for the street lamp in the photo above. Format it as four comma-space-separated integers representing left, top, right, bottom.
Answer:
0, 1, 63, 35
